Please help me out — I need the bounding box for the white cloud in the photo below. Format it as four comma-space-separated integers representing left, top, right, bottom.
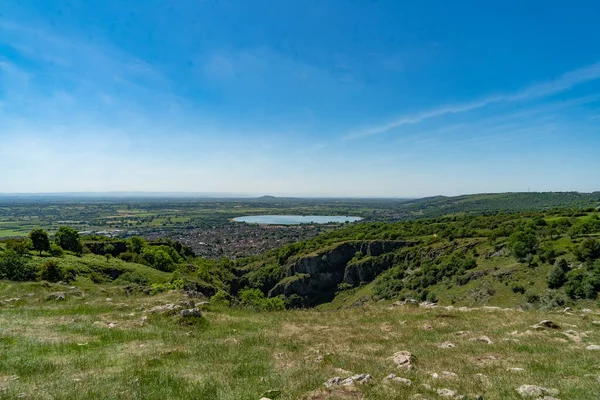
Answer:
345, 61, 600, 139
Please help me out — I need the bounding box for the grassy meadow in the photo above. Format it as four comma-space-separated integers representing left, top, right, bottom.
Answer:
1, 283, 600, 399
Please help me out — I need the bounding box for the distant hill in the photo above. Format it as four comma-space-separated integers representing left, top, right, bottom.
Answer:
398, 192, 600, 218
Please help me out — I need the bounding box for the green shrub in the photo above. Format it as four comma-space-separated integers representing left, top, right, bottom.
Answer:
90, 271, 110, 284
539, 245, 558, 265
118, 251, 135, 262
284, 294, 305, 308
246, 264, 283, 292
426, 291, 438, 303
373, 266, 405, 300
114, 271, 150, 286
103, 244, 116, 255
140, 246, 178, 272
539, 290, 570, 308
525, 291, 540, 303
149, 279, 185, 295
337, 282, 354, 292
352, 251, 364, 262
210, 290, 231, 307
510, 283, 526, 294
0, 250, 37, 281
4, 238, 32, 255
564, 263, 600, 300
38, 260, 66, 283
547, 264, 567, 289
239, 288, 285, 311
49, 244, 64, 257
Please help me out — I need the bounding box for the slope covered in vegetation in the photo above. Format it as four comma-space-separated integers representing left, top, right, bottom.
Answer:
236, 207, 600, 309
2, 195, 600, 399
398, 192, 600, 218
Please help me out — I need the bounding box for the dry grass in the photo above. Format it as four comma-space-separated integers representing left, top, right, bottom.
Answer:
1, 284, 600, 399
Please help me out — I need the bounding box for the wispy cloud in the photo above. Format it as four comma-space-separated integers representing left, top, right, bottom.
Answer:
0, 19, 178, 114
345, 61, 600, 139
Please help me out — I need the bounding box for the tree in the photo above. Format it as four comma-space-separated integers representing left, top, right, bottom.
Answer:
508, 230, 538, 262
29, 229, 50, 256
548, 263, 567, 289
575, 238, 600, 262
152, 249, 175, 272
54, 226, 83, 254
103, 244, 115, 255
127, 236, 146, 254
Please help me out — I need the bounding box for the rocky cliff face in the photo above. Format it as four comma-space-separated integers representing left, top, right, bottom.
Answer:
268, 240, 411, 306
343, 253, 395, 286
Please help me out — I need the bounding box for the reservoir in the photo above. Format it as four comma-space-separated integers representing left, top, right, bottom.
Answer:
233, 215, 362, 225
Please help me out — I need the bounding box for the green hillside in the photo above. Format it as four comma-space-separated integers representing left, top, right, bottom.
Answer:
398, 192, 600, 218
2, 196, 600, 399
235, 207, 600, 309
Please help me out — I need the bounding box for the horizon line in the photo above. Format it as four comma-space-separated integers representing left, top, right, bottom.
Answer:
0, 190, 598, 200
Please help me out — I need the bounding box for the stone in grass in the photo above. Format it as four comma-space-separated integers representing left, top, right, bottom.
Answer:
391, 351, 415, 369
180, 308, 202, 318
383, 374, 412, 386
516, 385, 559, 398
532, 320, 560, 330
323, 377, 343, 388
46, 292, 66, 301
439, 341, 456, 348
324, 374, 373, 388
149, 304, 182, 315
470, 336, 493, 344
586, 345, 600, 350
179, 300, 195, 309
432, 371, 458, 380
436, 388, 456, 397
342, 374, 372, 386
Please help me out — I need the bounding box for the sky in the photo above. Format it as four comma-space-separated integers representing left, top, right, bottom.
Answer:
1, 0, 599, 197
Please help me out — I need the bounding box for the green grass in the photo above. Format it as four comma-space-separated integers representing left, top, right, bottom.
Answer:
22, 253, 173, 285
1, 284, 600, 399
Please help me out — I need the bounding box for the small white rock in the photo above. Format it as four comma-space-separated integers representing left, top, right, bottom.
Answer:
439, 341, 457, 348
516, 385, 559, 398
436, 388, 456, 397
383, 374, 412, 386
471, 335, 494, 344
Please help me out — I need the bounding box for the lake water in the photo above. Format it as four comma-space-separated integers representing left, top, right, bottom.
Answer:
232, 215, 362, 225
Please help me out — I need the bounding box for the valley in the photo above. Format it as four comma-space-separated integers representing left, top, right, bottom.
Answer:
1, 192, 600, 399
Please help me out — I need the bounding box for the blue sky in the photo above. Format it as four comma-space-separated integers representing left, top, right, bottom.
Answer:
1, 0, 599, 197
